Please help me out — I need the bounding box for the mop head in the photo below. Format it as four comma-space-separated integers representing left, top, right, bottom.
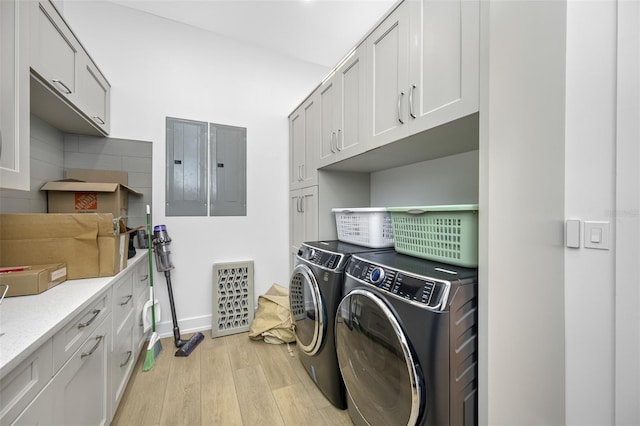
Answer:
142, 332, 163, 371
175, 332, 205, 357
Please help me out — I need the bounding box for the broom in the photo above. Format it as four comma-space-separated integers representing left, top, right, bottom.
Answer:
143, 205, 162, 371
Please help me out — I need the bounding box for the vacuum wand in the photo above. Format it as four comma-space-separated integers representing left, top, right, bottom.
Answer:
152, 225, 204, 357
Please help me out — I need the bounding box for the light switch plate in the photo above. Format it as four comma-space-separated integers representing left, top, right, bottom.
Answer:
584, 221, 610, 250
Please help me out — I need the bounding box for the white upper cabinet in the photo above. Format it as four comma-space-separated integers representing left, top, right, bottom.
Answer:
289, 92, 319, 190
367, 4, 411, 148
30, 0, 81, 105
0, 0, 30, 191
29, 0, 111, 136
76, 55, 111, 134
367, 0, 479, 150
318, 44, 369, 168
407, 0, 479, 134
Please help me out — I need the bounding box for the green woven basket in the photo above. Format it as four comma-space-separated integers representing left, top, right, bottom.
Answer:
387, 204, 479, 267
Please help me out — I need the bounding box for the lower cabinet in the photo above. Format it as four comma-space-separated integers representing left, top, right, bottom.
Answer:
0, 255, 149, 425
109, 257, 149, 420
132, 260, 151, 356
14, 313, 111, 426
111, 315, 134, 413
11, 384, 54, 426
289, 186, 318, 271
51, 313, 112, 425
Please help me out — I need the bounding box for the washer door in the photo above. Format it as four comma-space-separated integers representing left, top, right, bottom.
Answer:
289, 264, 325, 355
335, 289, 423, 426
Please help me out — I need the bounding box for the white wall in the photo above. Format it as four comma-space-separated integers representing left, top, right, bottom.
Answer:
564, 2, 617, 424
480, 1, 566, 424
61, 1, 329, 336
370, 150, 479, 207
615, 2, 640, 423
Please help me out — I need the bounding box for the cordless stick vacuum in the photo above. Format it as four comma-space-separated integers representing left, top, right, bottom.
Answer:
152, 225, 204, 357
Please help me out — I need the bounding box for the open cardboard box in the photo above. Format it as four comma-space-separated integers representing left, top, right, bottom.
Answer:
0, 213, 131, 280
41, 169, 142, 222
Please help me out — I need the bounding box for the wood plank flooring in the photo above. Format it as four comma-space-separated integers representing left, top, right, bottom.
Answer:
112, 332, 353, 426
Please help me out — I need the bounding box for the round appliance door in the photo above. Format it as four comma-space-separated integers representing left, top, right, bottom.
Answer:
289, 263, 326, 355
335, 289, 423, 426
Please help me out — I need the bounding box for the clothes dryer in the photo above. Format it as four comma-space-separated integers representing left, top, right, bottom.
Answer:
336, 251, 478, 425
289, 241, 393, 409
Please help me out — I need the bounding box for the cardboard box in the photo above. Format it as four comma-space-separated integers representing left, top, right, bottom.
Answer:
0, 213, 130, 279
41, 179, 142, 220
65, 169, 128, 186
0, 263, 68, 297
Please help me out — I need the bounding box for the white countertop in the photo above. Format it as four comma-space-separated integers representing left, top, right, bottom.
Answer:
0, 251, 146, 380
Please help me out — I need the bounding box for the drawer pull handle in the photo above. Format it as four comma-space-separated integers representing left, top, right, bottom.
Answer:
52, 79, 72, 94
120, 350, 133, 367
139, 274, 149, 282
120, 295, 133, 306
77, 309, 101, 329
397, 91, 405, 124
409, 84, 417, 119
81, 335, 104, 359
92, 116, 105, 125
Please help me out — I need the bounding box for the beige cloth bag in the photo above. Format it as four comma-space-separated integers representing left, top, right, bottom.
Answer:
249, 283, 296, 344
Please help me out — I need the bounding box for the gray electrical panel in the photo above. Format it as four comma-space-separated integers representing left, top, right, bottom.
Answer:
210, 123, 246, 216
166, 117, 208, 216
166, 117, 246, 217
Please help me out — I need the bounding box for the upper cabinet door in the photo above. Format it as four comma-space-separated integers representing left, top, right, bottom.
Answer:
318, 43, 369, 168
76, 57, 111, 134
336, 44, 368, 161
407, 0, 479, 134
366, 4, 411, 149
29, 0, 111, 137
365, 0, 479, 151
319, 77, 337, 166
289, 93, 319, 190
30, 1, 81, 104
0, 0, 30, 191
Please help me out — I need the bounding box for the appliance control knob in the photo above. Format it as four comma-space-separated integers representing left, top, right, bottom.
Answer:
370, 267, 385, 285
305, 248, 316, 260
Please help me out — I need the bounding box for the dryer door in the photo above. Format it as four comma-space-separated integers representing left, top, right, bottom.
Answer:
335, 289, 423, 426
289, 264, 326, 355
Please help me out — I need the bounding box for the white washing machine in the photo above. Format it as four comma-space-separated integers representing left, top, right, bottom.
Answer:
335, 251, 478, 425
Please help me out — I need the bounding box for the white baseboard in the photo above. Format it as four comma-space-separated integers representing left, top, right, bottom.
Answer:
156, 314, 212, 339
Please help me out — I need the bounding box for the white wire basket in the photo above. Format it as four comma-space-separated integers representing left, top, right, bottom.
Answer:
332, 207, 395, 248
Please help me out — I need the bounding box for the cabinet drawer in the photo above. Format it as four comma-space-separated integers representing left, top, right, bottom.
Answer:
52, 291, 111, 372
113, 272, 134, 335
0, 339, 53, 425
134, 261, 150, 300
112, 315, 134, 410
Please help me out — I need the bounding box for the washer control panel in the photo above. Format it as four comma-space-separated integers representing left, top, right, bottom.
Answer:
298, 246, 342, 270
346, 258, 446, 308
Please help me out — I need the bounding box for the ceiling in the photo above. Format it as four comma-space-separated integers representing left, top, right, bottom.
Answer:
107, 0, 397, 68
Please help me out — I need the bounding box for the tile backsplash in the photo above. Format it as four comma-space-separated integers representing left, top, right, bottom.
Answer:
0, 116, 152, 229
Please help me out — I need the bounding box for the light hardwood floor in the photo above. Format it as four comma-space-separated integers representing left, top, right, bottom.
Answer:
112, 332, 354, 426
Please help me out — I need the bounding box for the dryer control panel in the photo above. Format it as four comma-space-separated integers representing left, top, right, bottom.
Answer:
346, 259, 447, 309
298, 246, 343, 270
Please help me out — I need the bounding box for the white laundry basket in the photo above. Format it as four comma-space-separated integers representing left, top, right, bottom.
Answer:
332, 207, 394, 248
